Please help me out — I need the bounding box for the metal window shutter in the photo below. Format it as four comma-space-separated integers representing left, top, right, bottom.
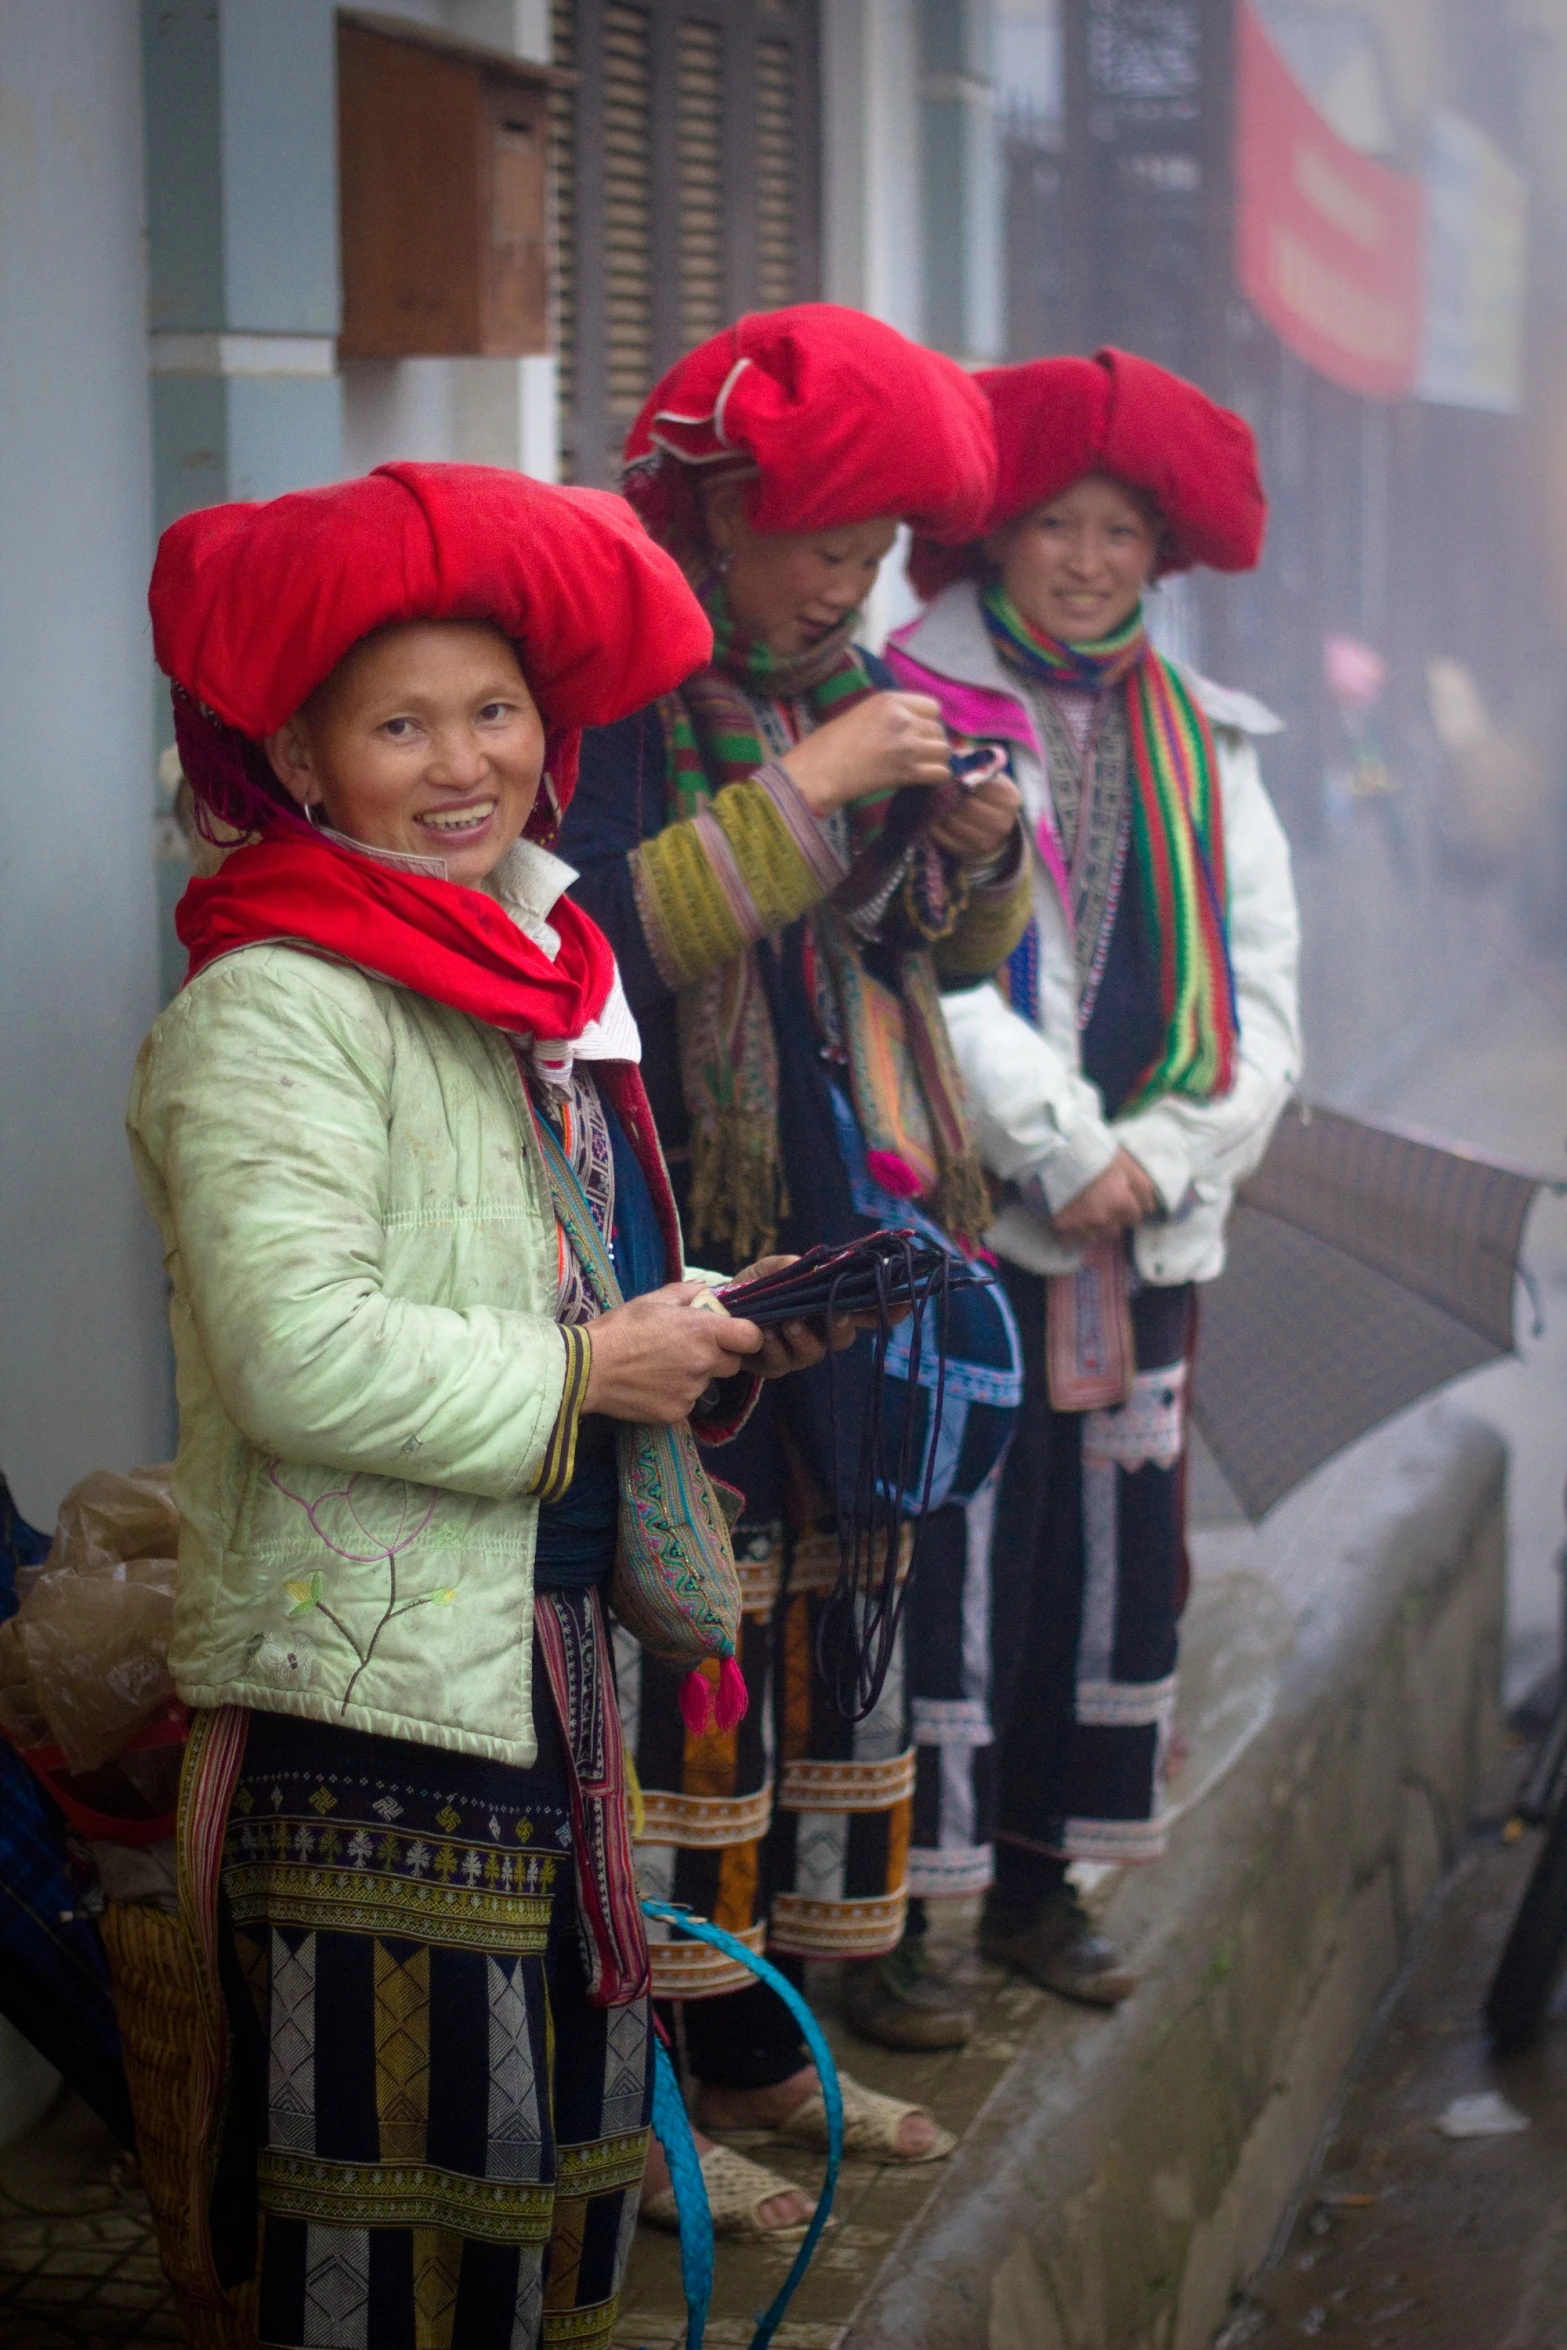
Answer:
755, 35, 797, 310
603, 4, 654, 424
551, 1, 820, 484
549, 0, 577, 475
677, 19, 725, 350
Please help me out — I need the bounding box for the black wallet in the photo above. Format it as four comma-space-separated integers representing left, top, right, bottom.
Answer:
715, 1229, 989, 1327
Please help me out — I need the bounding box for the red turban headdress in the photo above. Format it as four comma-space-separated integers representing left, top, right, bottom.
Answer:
151, 461, 713, 840
907, 349, 1266, 600
621, 303, 997, 556
151, 463, 715, 1055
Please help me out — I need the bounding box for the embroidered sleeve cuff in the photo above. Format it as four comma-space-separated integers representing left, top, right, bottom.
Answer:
753, 762, 847, 895
628, 770, 845, 991
933, 838, 1033, 984
532, 1324, 593, 1502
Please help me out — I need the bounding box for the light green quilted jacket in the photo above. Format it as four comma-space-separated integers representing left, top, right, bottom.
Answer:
127, 937, 583, 1769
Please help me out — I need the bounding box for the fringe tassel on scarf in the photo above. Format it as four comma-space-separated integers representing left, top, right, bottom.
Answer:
980, 583, 1237, 1107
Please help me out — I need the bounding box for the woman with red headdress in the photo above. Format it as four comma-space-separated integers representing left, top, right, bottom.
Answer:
558, 305, 1029, 2227
127, 463, 843, 2348
887, 350, 1301, 2004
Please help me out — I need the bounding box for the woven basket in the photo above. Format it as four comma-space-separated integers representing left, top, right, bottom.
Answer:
99, 1900, 257, 2349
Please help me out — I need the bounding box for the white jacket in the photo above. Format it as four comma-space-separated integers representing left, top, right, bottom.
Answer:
888, 581, 1302, 1286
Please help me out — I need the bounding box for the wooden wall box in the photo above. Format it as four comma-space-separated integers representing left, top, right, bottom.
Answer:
338, 11, 552, 359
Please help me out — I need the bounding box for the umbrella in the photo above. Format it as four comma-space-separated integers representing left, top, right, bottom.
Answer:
1191, 1102, 1555, 1521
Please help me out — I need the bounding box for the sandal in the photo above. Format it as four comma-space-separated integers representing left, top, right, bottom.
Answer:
640, 2142, 831, 2244
772, 2068, 956, 2163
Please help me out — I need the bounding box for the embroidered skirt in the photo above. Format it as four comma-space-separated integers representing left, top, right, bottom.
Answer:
989, 1266, 1195, 1870
616, 1506, 914, 1997
203, 1605, 651, 2350
905, 1475, 1003, 1901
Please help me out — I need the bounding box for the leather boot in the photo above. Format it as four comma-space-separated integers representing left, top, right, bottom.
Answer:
838, 1936, 974, 2050
979, 1886, 1137, 2007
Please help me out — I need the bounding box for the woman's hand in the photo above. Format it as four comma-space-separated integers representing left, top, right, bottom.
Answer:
929, 773, 1023, 865
724, 1255, 859, 1377
1051, 1149, 1160, 1244
582, 1283, 763, 1422
780, 692, 952, 815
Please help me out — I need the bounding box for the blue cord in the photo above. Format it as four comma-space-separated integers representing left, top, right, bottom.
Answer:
639, 1901, 844, 2350
649, 2034, 713, 2350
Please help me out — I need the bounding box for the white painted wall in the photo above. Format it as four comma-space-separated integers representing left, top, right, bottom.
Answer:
0, 5, 169, 1529
0, 0, 170, 2147
820, 0, 925, 644
821, 0, 925, 337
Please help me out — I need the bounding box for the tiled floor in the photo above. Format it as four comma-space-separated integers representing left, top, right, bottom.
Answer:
0, 2091, 179, 2349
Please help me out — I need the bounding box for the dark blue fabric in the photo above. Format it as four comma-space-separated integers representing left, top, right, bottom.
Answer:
1080, 852, 1167, 1119
0, 1476, 135, 2145
563, 715, 875, 1517
988, 1268, 1194, 1884
0, 1471, 50, 1617
532, 1099, 667, 1590
606, 1094, 669, 1305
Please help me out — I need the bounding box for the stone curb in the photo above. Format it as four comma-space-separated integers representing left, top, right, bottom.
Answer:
842, 1406, 1507, 2350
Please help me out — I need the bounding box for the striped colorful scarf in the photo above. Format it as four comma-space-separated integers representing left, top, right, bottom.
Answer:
659, 584, 988, 1255
664, 587, 878, 807
982, 583, 1237, 1105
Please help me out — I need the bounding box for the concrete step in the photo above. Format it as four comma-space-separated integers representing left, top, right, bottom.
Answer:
616, 1402, 1507, 2349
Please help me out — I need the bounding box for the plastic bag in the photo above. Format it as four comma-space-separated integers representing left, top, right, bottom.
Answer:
19, 1554, 178, 1771
33, 1464, 178, 1586
3, 1468, 181, 1771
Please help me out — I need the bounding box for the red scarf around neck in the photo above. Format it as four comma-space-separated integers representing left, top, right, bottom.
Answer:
177, 828, 615, 1042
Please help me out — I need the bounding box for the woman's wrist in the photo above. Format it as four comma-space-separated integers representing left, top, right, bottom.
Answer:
963, 818, 1026, 889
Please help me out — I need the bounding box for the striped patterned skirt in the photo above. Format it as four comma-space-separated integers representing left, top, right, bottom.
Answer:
197, 1596, 650, 2350
989, 1268, 1196, 1867
617, 1511, 915, 1999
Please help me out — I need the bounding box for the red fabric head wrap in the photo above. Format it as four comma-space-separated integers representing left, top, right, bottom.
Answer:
151, 461, 713, 840
907, 348, 1266, 599
151, 464, 711, 1042
621, 303, 997, 557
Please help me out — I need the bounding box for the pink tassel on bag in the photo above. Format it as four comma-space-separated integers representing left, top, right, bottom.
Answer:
679, 1654, 750, 1738
715, 1653, 747, 1731
865, 1149, 924, 1198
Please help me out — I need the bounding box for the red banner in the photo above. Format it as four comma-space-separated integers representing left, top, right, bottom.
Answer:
1236, 4, 1423, 399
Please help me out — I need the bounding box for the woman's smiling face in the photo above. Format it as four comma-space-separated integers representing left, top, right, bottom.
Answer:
265, 620, 547, 886
986, 472, 1161, 646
